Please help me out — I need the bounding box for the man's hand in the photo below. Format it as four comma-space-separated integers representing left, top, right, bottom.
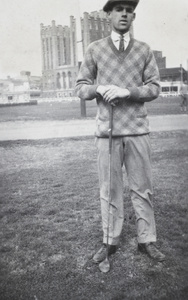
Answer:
103, 85, 130, 102
96, 85, 109, 97
97, 85, 130, 106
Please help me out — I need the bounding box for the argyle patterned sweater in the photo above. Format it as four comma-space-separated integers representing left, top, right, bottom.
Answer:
75, 36, 160, 137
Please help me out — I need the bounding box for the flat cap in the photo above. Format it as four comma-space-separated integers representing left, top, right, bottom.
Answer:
103, 0, 139, 12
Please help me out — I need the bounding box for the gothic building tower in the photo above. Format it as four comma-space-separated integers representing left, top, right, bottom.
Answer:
40, 10, 114, 95
40, 17, 78, 95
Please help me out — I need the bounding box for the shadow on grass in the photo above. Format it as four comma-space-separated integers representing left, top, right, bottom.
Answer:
0, 131, 188, 299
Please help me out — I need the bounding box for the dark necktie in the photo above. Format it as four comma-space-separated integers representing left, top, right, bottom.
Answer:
119, 35, 124, 52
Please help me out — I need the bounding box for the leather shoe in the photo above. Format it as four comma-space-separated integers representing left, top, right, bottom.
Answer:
93, 244, 117, 263
138, 242, 165, 262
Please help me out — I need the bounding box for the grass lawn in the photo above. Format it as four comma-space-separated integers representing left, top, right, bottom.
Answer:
0, 96, 184, 122
0, 130, 188, 300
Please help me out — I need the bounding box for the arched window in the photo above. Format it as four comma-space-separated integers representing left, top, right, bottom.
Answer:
68, 71, 72, 88
56, 73, 61, 89
63, 72, 66, 89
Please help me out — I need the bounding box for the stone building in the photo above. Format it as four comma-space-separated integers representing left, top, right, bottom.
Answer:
40, 17, 78, 96
40, 10, 115, 96
81, 10, 112, 55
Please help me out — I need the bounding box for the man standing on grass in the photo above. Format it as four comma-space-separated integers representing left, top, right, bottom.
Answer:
76, 0, 165, 264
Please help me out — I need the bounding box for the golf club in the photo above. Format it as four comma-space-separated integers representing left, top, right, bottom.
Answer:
99, 104, 113, 273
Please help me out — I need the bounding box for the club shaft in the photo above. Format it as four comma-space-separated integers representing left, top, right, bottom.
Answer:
106, 105, 113, 258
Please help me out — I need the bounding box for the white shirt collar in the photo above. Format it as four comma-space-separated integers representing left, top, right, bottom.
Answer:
111, 30, 130, 42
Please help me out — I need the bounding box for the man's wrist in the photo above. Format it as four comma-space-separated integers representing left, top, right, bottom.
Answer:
96, 85, 106, 96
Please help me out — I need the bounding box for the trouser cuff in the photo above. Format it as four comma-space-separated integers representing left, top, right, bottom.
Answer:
103, 236, 120, 246
137, 236, 157, 244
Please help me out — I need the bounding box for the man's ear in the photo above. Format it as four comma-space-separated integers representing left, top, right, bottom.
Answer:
107, 11, 112, 20
133, 13, 136, 21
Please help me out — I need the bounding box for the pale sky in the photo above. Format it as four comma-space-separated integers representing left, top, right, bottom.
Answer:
0, 0, 188, 78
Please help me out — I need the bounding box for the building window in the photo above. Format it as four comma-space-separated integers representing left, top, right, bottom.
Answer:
101, 21, 104, 31
42, 39, 46, 70
63, 38, 66, 64
162, 87, 170, 92
68, 71, 72, 88
57, 36, 61, 66
56, 73, 61, 89
46, 38, 50, 69
171, 86, 178, 92
63, 72, 66, 89
50, 38, 53, 69
72, 32, 76, 66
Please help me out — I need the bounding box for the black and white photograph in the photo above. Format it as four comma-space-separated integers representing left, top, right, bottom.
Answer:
0, 0, 188, 299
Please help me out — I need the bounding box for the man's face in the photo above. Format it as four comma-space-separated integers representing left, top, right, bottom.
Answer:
108, 3, 136, 34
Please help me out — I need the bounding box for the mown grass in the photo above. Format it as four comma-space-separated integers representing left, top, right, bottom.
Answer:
0, 96, 183, 122
0, 130, 188, 300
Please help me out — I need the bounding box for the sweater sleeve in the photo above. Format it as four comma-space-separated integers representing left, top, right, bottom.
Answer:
128, 47, 161, 102
75, 45, 99, 100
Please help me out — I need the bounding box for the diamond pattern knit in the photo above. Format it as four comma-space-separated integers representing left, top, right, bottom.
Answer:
75, 36, 160, 137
